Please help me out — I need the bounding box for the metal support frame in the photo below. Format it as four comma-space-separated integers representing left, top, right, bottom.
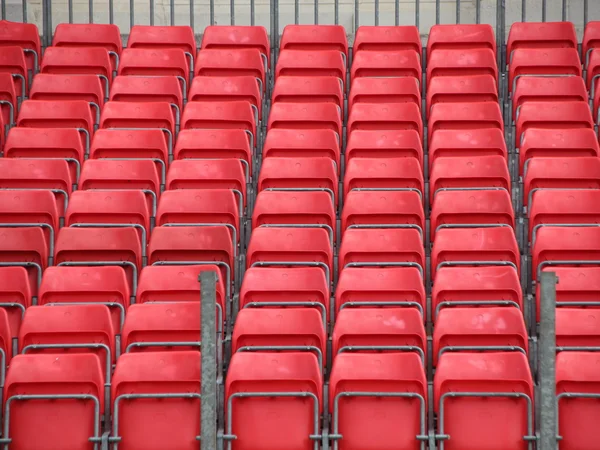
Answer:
200, 270, 218, 450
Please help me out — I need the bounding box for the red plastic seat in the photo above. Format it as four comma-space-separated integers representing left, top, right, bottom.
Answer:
0, 158, 72, 214
524, 157, 600, 209
267, 102, 342, 139
90, 128, 169, 167
201, 25, 270, 65
258, 157, 338, 205
353, 25, 421, 55
262, 129, 340, 172
586, 49, 600, 94
189, 75, 261, 119
344, 157, 423, 198
0, 72, 17, 127
136, 265, 225, 309
52, 23, 121, 70
333, 308, 426, 356
329, 353, 427, 450
347, 102, 423, 142
121, 302, 202, 354
252, 190, 336, 244
426, 74, 498, 118
99, 100, 175, 139
0, 45, 28, 97
195, 49, 265, 92
512, 76, 587, 119
335, 266, 425, 316
240, 266, 330, 320
509, 48, 581, 94
29, 74, 104, 112
535, 227, 600, 283
556, 352, 600, 450
276, 49, 346, 85
428, 24, 496, 56
166, 159, 246, 206
341, 189, 424, 236
111, 351, 201, 450
350, 50, 421, 81
429, 129, 507, 172
173, 129, 252, 172
0, 266, 31, 338
427, 48, 497, 80
17, 100, 95, 144
556, 306, 600, 348
148, 226, 234, 289
280, 24, 348, 56
4, 353, 104, 449
345, 129, 423, 168
507, 21, 577, 58
225, 352, 322, 450
110, 75, 183, 111
428, 102, 503, 144
39, 265, 131, 333
434, 352, 534, 449
233, 308, 326, 362
434, 307, 527, 365
584, 21, 600, 65
0, 20, 41, 73
19, 304, 115, 366
128, 25, 196, 56
0, 308, 11, 367
348, 77, 420, 112
272, 76, 343, 112
516, 102, 594, 149
432, 265, 523, 318
118, 48, 190, 87
431, 227, 520, 280
430, 155, 510, 202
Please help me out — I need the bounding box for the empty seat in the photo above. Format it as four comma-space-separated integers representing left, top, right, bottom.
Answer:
267, 102, 342, 139
329, 352, 427, 450
0, 266, 31, 338
201, 25, 269, 65
0, 72, 18, 126
335, 266, 425, 316
428, 129, 507, 171
347, 102, 423, 142
509, 48, 581, 94
434, 307, 528, 365
100, 101, 175, 141
0, 20, 41, 72
111, 351, 201, 450
258, 157, 338, 205
344, 157, 423, 199
345, 129, 423, 168
427, 49, 498, 80
351, 50, 421, 81
523, 157, 600, 208
276, 49, 346, 84
0, 45, 28, 97
584, 21, 600, 65
333, 307, 426, 357
430, 155, 510, 203
90, 128, 169, 169
556, 307, 600, 348
512, 76, 587, 120
110, 75, 184, 112
428, 102, 503, 144
121, 302, 202, 354
348, 77, 421, 111
353, 25, 421, 55
532, 227, 600, 283
233, 308, 326, 366
118, 48, 190, 86
431, 227, 520, 280
29, 74, 105, 113
3, 353, 104, 449
195, 49, 265, 92
432, 265, 523, 318
585, 49, 600, 93
240, 266, 330, 320
0, 308, 11, 367
189, 75, 261, 119
128, 25, 196, 56
342, 189, 424, 235
428, 24, 496, 55
434, 352, 534, 449
426, 74, 498, 118
136, 265, 225, 313
516, 101, 595, 141
272, 76, 343, 112
280, 24, 348, 56
262, 129, 340, 171
556, 352, 600, 450
507, 21, 577, 57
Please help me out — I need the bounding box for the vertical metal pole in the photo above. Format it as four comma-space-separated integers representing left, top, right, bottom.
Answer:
456, 0, 460, 24
230, 0, 235, 25
200, 270, 218, 450
542, 0, 546, 22
561, 0, 566, 22
335, 0, 339, 25
497, 0, 503, 75
47, 0, 53, 46
521, 0, 526, 21
68, 0, 73, 23
295, 0, 299, 25
274, 0, 279, 67
89, 0, 94, 23
170, 0, 174, 25
190, 0, 194, 30
436, 0, 440, 24
314, 0, 318, 25
22, 0, 27, 23
476, 0, 480, 23
354, 0, 358, 33
1, 0, 5, 20
415, 0, 420, 33
109, 0, 114, 24
539, 271, 557, 450
210, 0, 214, 25
394, 0, 399, 25
130, 0, 135, 31
374, 0, 379, 25
584, 0, 589, 27
149, 0, 154, 25
251, 0, 255, 26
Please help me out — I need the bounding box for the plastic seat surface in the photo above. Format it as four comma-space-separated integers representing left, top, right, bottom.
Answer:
195, 49, 265, 88
556, 307, 600, 348
507, 21, 577, 57
80, 158, 160, 194
90, 129, 169, 166
0, 157, 72, 194
201, 25, 270, 64
173, 129, 251, 171
100, 101, 175, 136
428, 102, 503, 144
267, 102, 342, 137
40, 46, 113, 87
272, 76, 343, 111
353, 25, 421, 55
0, 20, 41, 72
512, 76, 587, 118
348, 77, 421, 112
276, 49, 346, 84
181, 101, 256, 139
280, 24, 348, 55
0, 45, 28, 96
426, 74, 498, 118
110, 75, 183, 110
52, 23, 122, 54
17, 100, 95, 138
0, 266, 31, 337
0, 72, 18, 124
262, 129, 340, 171
509, 47, 581, 93
189, 76, 261, 118
584, 21, 600, 66
5, 128, 83, 168
350, 49, 421, 81
427, 48, 498, 80
0, 308, 11, 365
30, 73, 104, 108
128, 25, 196, 55
427, 24, 496, 55
345, 129, 423, 168
118, 48, 189, 84
347, 102, 423, 142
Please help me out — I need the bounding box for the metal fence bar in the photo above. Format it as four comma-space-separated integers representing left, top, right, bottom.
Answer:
200, 270, 218, 450
1, 1, 5, 20
375, 0, 379, 25
476, 0, 480, 23
170, 0, 174, 25
190, 0, 194, 29
109, 0, 114, 24
295, 0, 299, 25
522, 0, 526, 21
251, 0, 255, 26
539, 271, 558, 450
314, 0, 318, 24
89, 0, 94, 23
150, 0, 154, 25
231, 0, 235, 25
456, 0, 460, 24
436, 0, 440, 24
542, 0, 546, 21
210, 0, 215, 24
